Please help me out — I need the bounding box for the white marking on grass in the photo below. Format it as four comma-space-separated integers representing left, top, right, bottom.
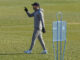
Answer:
68, 23, 80, 25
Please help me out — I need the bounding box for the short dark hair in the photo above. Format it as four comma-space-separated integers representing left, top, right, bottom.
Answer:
32, 2, 40, 6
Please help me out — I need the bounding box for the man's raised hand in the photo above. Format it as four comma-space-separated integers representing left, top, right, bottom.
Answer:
24, 7, 28, 12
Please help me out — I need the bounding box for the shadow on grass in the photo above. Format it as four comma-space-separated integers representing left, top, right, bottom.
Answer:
0, 52, 41, 55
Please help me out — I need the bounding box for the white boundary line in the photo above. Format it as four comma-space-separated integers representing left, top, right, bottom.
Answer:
68, 23, 80, 25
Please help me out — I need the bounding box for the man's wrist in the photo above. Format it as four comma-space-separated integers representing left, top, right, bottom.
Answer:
25, 10, 28, 12
42, 27, 45, 29
26, 11, 29, 13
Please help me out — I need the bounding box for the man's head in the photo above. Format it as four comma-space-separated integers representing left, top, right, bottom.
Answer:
32, 2, 40, 11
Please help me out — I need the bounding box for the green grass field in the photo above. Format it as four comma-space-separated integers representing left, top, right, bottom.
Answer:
0, 0, 80, 60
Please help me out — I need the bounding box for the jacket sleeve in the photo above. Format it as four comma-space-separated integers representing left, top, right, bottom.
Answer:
39, 11, 45, 28
26, 11, 34, 17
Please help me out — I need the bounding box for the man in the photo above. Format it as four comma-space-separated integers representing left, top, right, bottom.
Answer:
24, 2, 47, 54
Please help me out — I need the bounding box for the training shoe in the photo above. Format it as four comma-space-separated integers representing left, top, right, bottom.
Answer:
24, 50, 32, 54
41, 50, 48, 54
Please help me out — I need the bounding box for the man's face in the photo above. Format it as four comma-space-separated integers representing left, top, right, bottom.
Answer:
33, 5, 39, 10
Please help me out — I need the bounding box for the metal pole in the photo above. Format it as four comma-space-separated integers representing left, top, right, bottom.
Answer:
60, 13, 63, 60
56, 13, 59, 60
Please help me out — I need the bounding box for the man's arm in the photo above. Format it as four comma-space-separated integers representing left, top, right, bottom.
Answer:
26, 12, 34, 17
39, 11, 46, 33
24, 7, 34, 17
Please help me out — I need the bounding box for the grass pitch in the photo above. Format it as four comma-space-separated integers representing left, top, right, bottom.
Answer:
0, 0, 80, 60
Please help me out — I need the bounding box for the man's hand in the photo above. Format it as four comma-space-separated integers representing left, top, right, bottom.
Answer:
24, 7, 28, 12
42, 27, 46, 33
